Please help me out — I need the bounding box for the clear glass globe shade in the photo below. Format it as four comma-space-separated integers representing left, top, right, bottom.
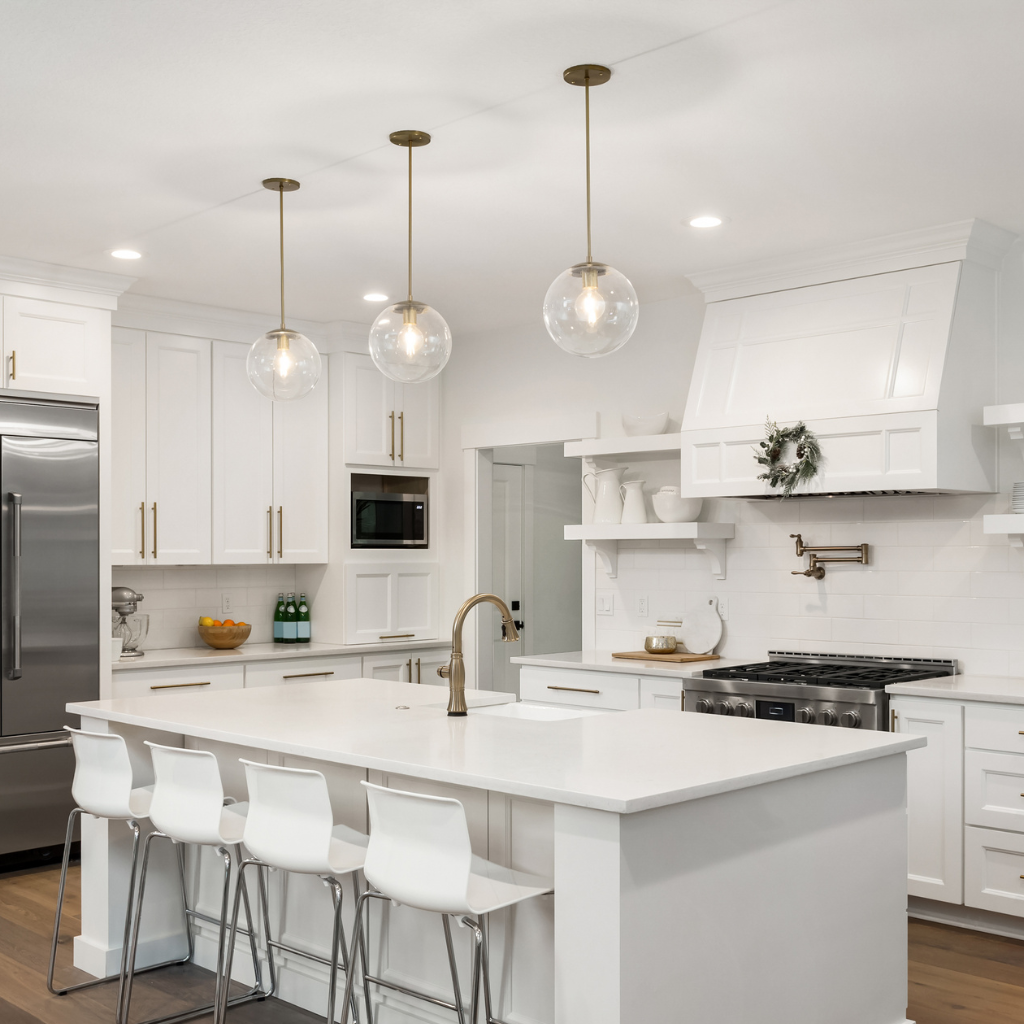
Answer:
369, 301, 452, 383
247, 329, 322, 401
543, 262, 639, 358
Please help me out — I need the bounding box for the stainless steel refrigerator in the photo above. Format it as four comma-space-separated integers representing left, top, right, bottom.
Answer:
0, 392, 98, 861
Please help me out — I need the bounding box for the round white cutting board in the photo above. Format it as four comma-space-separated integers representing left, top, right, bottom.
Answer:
680, 598, 723, 655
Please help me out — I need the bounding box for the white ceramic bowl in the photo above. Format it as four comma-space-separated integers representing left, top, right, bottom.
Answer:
622, 412, 669, 436
652, 494, 703, 523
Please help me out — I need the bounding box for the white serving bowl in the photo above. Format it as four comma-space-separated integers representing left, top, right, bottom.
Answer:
652, 493, 703, 523
622, 411, 669, 436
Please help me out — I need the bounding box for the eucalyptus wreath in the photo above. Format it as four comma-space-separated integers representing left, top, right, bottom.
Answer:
754, 419, 823, 498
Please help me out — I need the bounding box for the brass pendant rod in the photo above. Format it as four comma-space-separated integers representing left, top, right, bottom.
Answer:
278, 187, 286, 329
585, 75, 592, 265
407, 144, 414, 303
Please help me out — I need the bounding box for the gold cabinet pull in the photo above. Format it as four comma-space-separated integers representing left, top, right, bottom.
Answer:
890, 709, 897, 732
277, 506, 283, 558
416, 657, 421, 684
267, 506, 273, 559
389, 411, 396, 462
139, 502, 146, 559
406, 658, 412, 681
399, 411, 404, 462
151, 502, 157, 559
547, 685, 600, 694
10, 350, 15, 382
150, 680, 210, 690
379, 633, 414, 640
282, 671, 334, 680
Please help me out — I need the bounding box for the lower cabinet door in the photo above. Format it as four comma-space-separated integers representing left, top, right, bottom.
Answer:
640, 676, 684, 710
111, 664, 244, 699
965, 825, 1024, 918
965, 749, 1024, 832
413, 649, 451, 687
243, 657, 362, 688
519, 667, 638, 710
890, 697, 964, 903
361, 652, 414, 682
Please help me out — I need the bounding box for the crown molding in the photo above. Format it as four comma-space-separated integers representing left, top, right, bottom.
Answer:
686, 219, 1018, 303
0, 255, 136, 310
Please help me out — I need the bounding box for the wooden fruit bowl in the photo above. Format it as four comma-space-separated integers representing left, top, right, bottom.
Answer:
197, 623, 252, 650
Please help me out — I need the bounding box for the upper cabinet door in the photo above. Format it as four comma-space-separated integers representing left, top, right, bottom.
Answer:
146, 333, 212, 564
111, 328, 147, 564
212, 341, 274, 564
343, 562, 438, 643
396, 379, 439, 470
273, 359, 328, 563
344, 352, 395, 466
2, 296, 108, 397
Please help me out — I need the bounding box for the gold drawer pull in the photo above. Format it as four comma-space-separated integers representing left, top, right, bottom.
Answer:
151, 681, 211, 690
379, 633, 415, 640
547, 685, 600, 694
282, 671, 334, 680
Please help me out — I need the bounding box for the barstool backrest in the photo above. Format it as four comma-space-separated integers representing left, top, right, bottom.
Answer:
239, 759, 335, 873
145, 742, 226, 845
66, 726, 135, 819
362, 781, 473, 914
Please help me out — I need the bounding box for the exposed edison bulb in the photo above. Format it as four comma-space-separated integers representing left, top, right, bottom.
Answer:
247, 328, 322, 400
574, 284, 607, 326
543, 262, 639, 358
274, 341, 295, 378
398, 310, 426, 357
369, 301, 452, 383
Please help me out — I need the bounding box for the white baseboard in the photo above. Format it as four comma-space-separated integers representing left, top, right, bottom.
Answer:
909, 895, 1024, 941
72, 931, 188, 977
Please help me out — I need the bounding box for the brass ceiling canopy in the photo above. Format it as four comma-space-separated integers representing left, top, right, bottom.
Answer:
389, 130, 432, 148
563, 64, 612, 87
261, 178, 301, 192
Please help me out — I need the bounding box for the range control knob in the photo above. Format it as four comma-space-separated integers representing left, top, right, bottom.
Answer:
716, 701, 733, 716
797, 707, 816, 724
695, 699, 715, 714
839, 711, 862, 729
734, 702, 753, 718
820, 709, 838, 727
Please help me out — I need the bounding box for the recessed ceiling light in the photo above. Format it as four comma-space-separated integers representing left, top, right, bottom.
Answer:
110, 249, 142, 259
363, 293, 388, 302
689, 216, 723, 229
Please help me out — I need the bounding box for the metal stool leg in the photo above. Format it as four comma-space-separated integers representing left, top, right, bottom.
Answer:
339, 889, 373, 1024
442, 914, 468, 1024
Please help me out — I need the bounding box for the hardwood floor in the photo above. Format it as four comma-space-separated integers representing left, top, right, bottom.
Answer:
5, 864, 1024, 1022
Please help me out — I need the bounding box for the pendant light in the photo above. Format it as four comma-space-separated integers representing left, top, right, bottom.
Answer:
543, 65, 639, 358
368, 131, 452, 384
247, 178, 322, 401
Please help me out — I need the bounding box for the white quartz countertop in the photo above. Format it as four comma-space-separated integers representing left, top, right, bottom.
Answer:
887, 674, 1024, 705
70, 679, 924, 814
113, 639, 450, 671
510, 649, 751, 679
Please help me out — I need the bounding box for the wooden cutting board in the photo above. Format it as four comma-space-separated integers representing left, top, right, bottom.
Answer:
611, 651, 720, 663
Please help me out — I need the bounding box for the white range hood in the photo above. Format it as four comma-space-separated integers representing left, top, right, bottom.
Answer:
680, 220, 1016, 497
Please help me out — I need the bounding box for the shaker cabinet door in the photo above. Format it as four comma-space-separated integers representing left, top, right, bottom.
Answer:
111, 328, 148, 564
344, 563, 438, 644
344, 353, 395, 467
212, 341, 274, 563
145, 333, 211, 564
395, 378, 439, 470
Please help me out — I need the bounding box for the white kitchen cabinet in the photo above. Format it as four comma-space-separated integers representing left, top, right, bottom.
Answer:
343, 352, 439, 470
111, 329, 212, 565
965, 825, 1024, 918
343, 563, 438, 644
965, 749, 1024, 832
211, 342, 328, 564
890, 696, 964, 903
414, 648, 450, 687
641, 676, 684, 711
520, 666, 638, 711
2, 295, 108, 397
243, 655, 361, 688
111, 663, 243, 700
361, 647, 450, 684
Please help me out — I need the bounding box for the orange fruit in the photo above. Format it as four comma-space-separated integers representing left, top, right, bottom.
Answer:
222, 619, 236, 627
212, 619, 223, 627
236, 621, 247, 627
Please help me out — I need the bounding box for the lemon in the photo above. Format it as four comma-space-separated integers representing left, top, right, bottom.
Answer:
199, 616, 214, 627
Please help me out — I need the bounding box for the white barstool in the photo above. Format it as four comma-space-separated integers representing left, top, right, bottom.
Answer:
48, 726, 190, 1024
120, 742, 268, 1024
217, 760, 369, 1024
339, 781, 553, 1024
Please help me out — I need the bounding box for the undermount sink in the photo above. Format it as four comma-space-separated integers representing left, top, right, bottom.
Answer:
469, 702, 604, 721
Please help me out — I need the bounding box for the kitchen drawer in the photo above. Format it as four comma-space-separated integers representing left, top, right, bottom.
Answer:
244, 656, 363, 689
964, 704, 1024, 754
965, 825, 1024, 918
640, 676, 683, 711
965, 750, 1024, 833
111, 664, 244, 699
519, 667, 639, 711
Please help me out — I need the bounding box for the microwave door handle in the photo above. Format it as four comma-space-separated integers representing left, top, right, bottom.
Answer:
9, 493, 22, 680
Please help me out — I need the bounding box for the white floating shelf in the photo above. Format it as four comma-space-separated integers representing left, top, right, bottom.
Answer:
564, 522, 735, 579
564, 433, 682, 459
983, 404, 1024, 429
983, 514, 1024, 548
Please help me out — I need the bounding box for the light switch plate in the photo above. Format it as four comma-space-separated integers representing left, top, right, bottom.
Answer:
718, 597, 729, 620
636, 594, 648, 617
222, 593, 232, 614
596, 591, 614, 616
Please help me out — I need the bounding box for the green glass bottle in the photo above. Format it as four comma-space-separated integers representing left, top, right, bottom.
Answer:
273, 593, 286, 643
283, 592, 298, 644
297, 593, 311, 644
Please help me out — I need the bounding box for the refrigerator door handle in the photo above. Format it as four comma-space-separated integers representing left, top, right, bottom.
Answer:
9, 491, 21, 680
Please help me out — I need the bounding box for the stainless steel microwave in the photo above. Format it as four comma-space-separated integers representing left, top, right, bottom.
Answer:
351, 491, 428, 548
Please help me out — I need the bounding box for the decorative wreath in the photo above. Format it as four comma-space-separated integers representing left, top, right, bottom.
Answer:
754, 419, 823, 498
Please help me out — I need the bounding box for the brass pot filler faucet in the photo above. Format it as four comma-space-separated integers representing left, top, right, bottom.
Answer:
790, 533, 869, 580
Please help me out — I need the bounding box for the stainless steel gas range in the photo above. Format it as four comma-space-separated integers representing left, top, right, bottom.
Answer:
688, 651, 957, 730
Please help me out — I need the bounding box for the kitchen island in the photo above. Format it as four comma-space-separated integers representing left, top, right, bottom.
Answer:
68, 679, 924, 1024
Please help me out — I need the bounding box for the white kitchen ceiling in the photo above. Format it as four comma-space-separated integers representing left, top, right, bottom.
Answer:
4, 0, 1024, 332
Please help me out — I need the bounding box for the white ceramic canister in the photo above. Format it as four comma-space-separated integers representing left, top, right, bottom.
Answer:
583, 467, 627, 524
619, 479, 647, 524
651, 486, 703, 524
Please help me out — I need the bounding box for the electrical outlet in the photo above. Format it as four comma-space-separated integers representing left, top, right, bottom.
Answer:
596, 591, 615, 616
636, 594, 649, 618
718, 597, 729, 621
221, 593, 232, 615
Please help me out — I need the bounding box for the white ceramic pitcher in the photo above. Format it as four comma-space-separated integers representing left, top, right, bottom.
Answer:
619, 479, 647, 524
584, 467, 627, 523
